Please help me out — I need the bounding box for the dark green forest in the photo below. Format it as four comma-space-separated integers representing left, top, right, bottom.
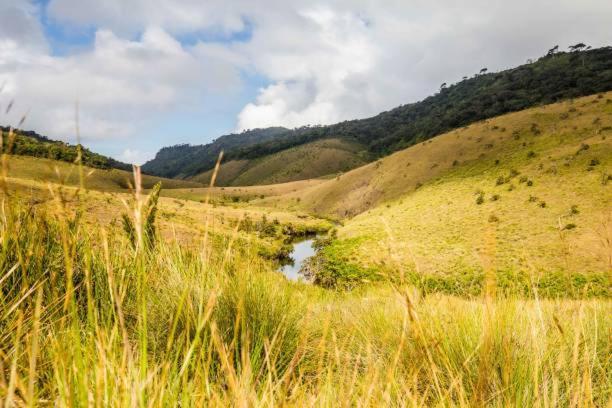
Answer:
142, 127, 288, 178
143, 46, 612, 179
0, 126, 130, 171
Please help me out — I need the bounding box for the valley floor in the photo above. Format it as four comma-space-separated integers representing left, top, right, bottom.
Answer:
0, 186, 609, 405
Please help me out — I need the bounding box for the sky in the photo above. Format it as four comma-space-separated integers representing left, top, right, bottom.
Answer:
1, 0, 611, 164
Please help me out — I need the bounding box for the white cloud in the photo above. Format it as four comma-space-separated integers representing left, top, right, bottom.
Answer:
119, 148, 152, 165
47, 0, 250, 36
235, 0, 612, 130
0, 0, 47, 53
0, 5, 243, 148
2, 0, 612, 159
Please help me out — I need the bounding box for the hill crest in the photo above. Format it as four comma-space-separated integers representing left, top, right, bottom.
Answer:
143, 46, 612, 184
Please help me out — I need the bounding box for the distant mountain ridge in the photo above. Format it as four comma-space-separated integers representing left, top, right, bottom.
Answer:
1, 126, 131, 171
138, 47, 612, 182
142, 127, 289, 178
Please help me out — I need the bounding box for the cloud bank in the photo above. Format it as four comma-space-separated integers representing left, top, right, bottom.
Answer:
1, 0, 611, 162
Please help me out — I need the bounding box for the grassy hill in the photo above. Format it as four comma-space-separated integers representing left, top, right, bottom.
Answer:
1, 100, 610, 406
162, 179, 326, 205
1, 126, 131, 171
142, 47, 612, 184
2, 153, 331, 266
141, 127, 289, 178
271, 92, 612, 295
190, 138, 369, 186
4, 155, 203, 191
2, 141, 609, 406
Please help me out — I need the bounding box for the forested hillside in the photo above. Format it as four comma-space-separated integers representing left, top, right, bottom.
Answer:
0, 126, 131, 171
143, 46, 612, 182
141, 127, 289, 178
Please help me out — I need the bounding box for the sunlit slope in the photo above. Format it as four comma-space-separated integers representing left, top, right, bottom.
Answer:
5, 155, 203, 191
310, 93, 611, 291
272, 92, 612, 219
3, 157, 330, 258
161, 179, 326, 204
190, 138, 370, 186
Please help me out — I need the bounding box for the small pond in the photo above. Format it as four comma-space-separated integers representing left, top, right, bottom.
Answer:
278, 236, 317, 281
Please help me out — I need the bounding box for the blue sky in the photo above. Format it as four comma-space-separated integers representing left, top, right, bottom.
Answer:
2, 0, 611, 164
29, 0, 268, 162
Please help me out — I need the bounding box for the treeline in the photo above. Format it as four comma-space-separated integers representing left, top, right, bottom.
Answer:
0, 126, 131, 171
144, 46, 612, 179
142, 127, 289, 178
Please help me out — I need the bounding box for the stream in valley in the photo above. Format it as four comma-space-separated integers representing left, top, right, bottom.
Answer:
278, 236, 318, 281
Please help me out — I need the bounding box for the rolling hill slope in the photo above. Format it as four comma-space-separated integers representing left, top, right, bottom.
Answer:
290, 92, 611, 295
2, 154, 330, 260
189, 138, 370, 186
4, 155, 202, 191
141, 127, 289, 178
271, 92, 612, 218
1, 126, 131, 171
143, 46, 612, 184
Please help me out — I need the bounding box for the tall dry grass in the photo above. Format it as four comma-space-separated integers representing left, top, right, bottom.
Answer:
0, 149, 609, 406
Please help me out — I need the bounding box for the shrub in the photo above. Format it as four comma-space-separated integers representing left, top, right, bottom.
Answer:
576, 143, 590, 154
589, 158, 600, 166
495, 176, 506, 186
526, 180, 534, 186
527, 151, 536, 158
563, 223, 577, 230
528, 195, 538, 202
476, 194, 485, 205
570, 205, 579, 215
488, 214, 499, 223
490, 194, 500, 202
539, 201, 547, 208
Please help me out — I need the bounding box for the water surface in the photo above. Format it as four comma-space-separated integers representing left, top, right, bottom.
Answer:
278, 237, 316, 281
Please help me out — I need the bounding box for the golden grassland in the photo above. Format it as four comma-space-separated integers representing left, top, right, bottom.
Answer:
256, 93, 612, 293
5, 154, 203, 191
190, 138, 369, 186
2, 160, 330, 257
160, 178, 327, 204
0, 183, 609, 405
267, 92, 612, 218
0, 94, 610, 405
